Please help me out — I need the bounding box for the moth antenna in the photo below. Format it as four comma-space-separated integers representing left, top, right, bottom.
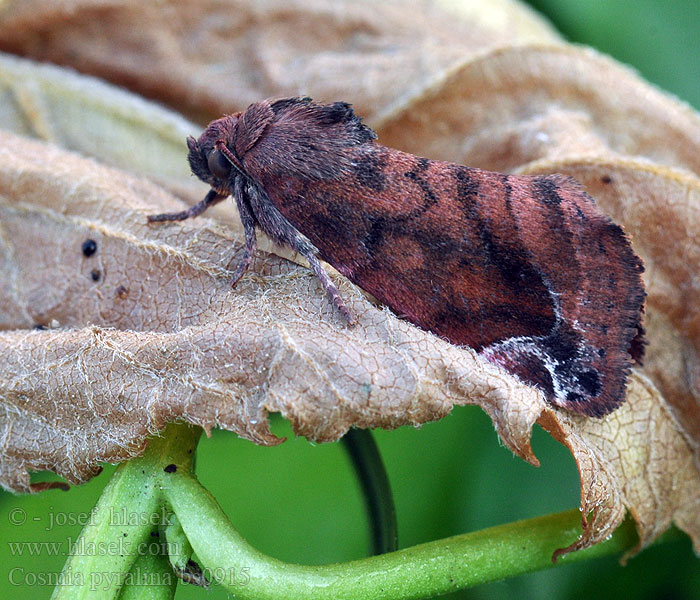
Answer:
215, 139, 247, 178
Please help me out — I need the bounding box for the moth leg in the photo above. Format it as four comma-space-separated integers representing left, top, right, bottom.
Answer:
147, 189, 226, 223
229, 183, 257, 287
244, 181, 356, 325
303, 251, 356, 326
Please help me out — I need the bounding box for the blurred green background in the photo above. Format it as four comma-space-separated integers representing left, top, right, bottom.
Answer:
526, 0, 700, 110
1, 1, 699, 599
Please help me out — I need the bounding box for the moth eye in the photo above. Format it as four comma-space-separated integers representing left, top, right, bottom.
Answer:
207, 149, 231, 179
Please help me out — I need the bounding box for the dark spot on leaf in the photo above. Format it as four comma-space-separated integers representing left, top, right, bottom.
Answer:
82, 239, 97, 257
164, 464, 177, 473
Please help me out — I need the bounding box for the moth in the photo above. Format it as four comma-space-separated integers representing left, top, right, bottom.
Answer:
148, 97, 646, 417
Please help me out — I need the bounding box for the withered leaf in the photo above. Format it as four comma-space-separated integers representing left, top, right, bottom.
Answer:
540, 372, 699, 560
0, 0, 561, 124
375, 45, 700, 177
0, 0, 698, 562
0, 130, 545, 494
0, 51, 207, 204
371, 41, 700, 556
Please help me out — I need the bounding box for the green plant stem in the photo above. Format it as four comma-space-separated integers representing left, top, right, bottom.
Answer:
341, 428, 398, 555
117, 548, 178, 600
159, 469, 644, 600
55, 422, 683, 599
52, 423, 200, 599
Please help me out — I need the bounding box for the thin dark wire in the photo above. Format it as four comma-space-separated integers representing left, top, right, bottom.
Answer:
341, 428, 398, 555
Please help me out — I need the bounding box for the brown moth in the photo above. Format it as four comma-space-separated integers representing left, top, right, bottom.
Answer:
148, 97, 646, 417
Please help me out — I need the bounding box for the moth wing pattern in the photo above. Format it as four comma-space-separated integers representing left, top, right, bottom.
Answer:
183, 97, 647, 418
478, 174, 646, 416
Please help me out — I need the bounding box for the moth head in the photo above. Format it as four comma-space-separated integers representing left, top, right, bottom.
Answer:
186, 114, 242, 194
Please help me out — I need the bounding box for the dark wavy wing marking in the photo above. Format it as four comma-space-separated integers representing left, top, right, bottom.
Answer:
240, 100, 645, 417
482, 174, 645, 416
258, 146, 559, 351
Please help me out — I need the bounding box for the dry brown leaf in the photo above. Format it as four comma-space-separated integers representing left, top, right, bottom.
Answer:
0, 0, 560, 124
540, 372, 699, 560
370, 42, 700, 557
0, 130, 545, 493
0, 51, 205, 202
0, 0, 698, 562
0, 51, 296, 260
375, 45, 700, 177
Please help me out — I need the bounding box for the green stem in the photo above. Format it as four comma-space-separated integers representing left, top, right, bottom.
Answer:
52, 423, 200, 599
117, 547, 178, 600
159, 469, 643, 600
54, 423, 682, 599
341, 428, 398, 555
